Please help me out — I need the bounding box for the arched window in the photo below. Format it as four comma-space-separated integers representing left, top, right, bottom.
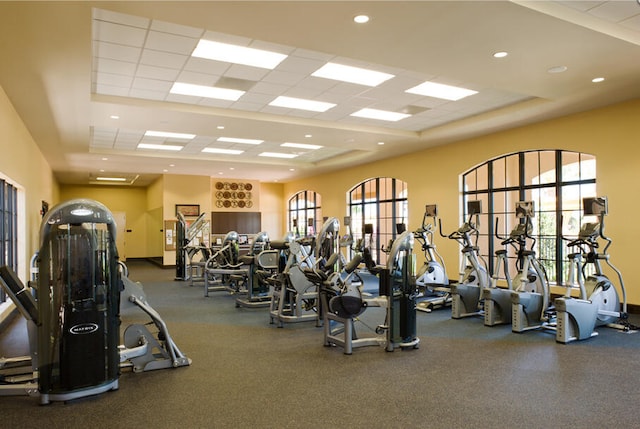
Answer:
348, 177, 408, 264
287, 190, 322, 237
462, 150, 596, 284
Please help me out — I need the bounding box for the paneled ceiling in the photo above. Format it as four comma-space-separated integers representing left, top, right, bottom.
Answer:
1, 1, 639, 186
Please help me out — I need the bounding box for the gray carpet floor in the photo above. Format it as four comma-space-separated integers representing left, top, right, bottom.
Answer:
1, 259, 640, 428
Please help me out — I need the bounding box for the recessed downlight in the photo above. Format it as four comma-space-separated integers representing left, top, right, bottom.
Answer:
354, 15, 370, 24
493, 51, 508, 58
592, 77, 605, 83
547, 65, 568, 74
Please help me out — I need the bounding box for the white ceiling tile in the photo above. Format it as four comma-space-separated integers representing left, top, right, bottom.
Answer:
200, 31, 252, 46
262, 70, 306, 86
556, 1, 605, 12
93, 21, 147, 47
128, 88, 167, 101
93, 8, 150, 29
230, 101, 264, 112
620, 14, 640, 31
145, 31, 199, 55
199, 98, 235, 108
95, 57, 137, 76
166, 93, 202, 104
94, 41, 141, 63
223, 64, 270, 81
183, 57, 230, 75
131, 77, 173, 92
176, 70, 219, 86
95, 84, 130, 97
251, 81, 290, 96
136, 64, 180, 81
588, 1, 640, 22
277, 55, 326, 75
291, 48, 333, 62
96, 72, 133, 88
140, 49, 188, 69
150, 19, 203, 38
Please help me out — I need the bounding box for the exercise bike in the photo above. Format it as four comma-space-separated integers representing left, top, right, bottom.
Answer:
444, 200, 490, 319
508, 201, 554, 333
555, 197, 633, 343
414, 204, 451, 312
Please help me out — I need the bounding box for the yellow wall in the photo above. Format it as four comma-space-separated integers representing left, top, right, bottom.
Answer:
59, 185, 149, 258
163, 174, 212, 265
0, 86, 57, 280
284, 98, 640, 305
258, 182, 284, 240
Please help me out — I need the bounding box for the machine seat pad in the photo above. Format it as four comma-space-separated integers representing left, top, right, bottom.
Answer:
330, 295, 367, 319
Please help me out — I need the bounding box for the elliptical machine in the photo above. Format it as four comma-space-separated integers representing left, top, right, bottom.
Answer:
444, 201, 490, 319
414, 204, 451, 312
483, 203, 547, 327
555, 197, 632, 343
508, 201, 553, 333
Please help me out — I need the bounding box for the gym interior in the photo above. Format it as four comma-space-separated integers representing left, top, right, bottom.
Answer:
1, 2, 640, 428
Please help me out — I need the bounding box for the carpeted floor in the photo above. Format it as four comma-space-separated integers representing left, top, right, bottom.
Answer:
1, 259, 640, 428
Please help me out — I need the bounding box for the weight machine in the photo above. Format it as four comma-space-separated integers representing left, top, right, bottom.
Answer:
0, 199, 190, 404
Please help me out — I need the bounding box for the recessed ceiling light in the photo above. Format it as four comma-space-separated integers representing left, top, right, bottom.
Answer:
217, 125, 225, 130
101, 157, 108, 161
312, 62, 394, 87
406, 81, 478, 101
547, 65, 568, 74
96, 177, 127, 182
202, 147, 244, 155
170, 82, 245, 101
281, 142, 323, 150
259, 152, 298, 159
163, 169, 168, 172
192, 39, 287, 69
289, 168, 296, 171
354, 15, 370, 24
169, 164, 175, 167
137, 143, 184, 151
110, 115, 119, 119
378, 141, 385, 145
350, 108, 411, 122
592, 77, 605, 83
144, 130, 196, 140
217, 137, 263, 145
305, 134, 312, 138
269, 96, 336, 112
493, 51, 508, 58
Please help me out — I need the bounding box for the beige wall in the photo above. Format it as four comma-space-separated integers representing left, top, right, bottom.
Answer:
0, 86, 57, 280
259, 182, 285, 240
163, 174, 212, 265
59, 185, 149, 258
284, 98, 640, 305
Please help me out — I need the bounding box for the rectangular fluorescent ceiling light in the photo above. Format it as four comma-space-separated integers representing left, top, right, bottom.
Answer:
137, 143, 183, 151
269, 96, 336, 112
350, 108, 411, 122
259, 152, 298, 159
405, 81, 478, 101
144, 130, 196, 140
281, 142, 323, 150
170, 82, 245, 101
217, 137, 263, 145
192, 39, 287, 70
312, 63, 394, 87
202, 147, 244, 155
96, 177, 127, 182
